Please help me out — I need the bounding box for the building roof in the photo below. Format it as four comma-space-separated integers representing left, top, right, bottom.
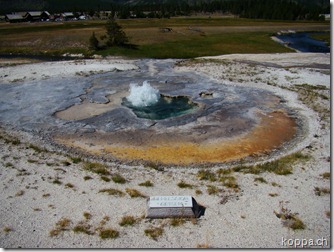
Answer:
5, 14, 24, 20
62, 12, 75, 17
25, 11, 42, 17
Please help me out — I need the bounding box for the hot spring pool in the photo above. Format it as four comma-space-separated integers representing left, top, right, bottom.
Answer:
0, 59, 303, 166
122, 81, 198, 120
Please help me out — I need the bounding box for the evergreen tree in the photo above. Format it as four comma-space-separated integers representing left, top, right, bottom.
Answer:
105, 18, 129, 47
89, 32, 99, 51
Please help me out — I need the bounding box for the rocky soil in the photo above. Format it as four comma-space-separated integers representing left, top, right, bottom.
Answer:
0, 53, 330, 248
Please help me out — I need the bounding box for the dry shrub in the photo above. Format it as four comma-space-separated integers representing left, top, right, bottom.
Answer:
125, 188, 146, 198
49, 217, 72, 237
144, 226, 163, 240
274, 201, 305, 230
99, 228, 119, 239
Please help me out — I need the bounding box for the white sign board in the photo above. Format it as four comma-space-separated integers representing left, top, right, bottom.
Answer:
149, 196, 193, 208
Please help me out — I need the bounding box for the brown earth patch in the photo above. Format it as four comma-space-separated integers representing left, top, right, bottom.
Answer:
54, 110, 296, 166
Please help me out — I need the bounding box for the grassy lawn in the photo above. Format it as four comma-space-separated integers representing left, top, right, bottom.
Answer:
308, 33, 331, 46
101, 32, 294, 58
0, 17, 329, 58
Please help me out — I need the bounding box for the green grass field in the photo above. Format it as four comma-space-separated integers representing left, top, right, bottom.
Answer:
0, 17, 329, 58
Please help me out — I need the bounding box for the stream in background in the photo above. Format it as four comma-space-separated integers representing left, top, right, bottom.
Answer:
275, 32, 330, 53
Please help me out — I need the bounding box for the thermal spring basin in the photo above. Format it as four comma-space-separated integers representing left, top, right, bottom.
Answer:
0, 59, 300, 167
51, 61, 299, 166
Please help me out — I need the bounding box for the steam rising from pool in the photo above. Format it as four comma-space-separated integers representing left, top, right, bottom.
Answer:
123, 80, 198, 120
126, 81, 160, 107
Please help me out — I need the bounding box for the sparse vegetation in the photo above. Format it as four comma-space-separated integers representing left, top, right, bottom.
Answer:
73, 222, 94, 235
3, 226, 13, 233
69, 156, 82, 164
119, 215, 137, 226
27, 159, 38, 163
99, 228, 119, 239
177, 180, 194, 189
254, 177, 268, 184
61, 160, 71, 166
197, 243, 210, 248
170, 218, 186, 227
138, 180, 153, 187
16, 169, 31, 176
49, 217, 72, 237
125, 188, 146, 198
197, 169, 216, 182
83, 175, 93, 181
195, 189, 203, 195
289, 84, 330, 127
288, 217, 306, 230
83, 212, 92, 220
111, 173, 126, 184
269, 193, 279, 197
325, 211, 330, 218
144, 226, 164, 240
1, 134, 21, 145
48, 204, 56, 209
99, 188, 125, 197
220, 194, 232, 204
100, 216, 111, 226
15, 190, 25, 197
54, 168, 66, 173
144, 161, 164, 171
100, 176, 111, 182
4, 162, 14, 168
217, 168, 233, 176
271, 182, 281, 187
64, 183, 74, 188
28, 144, 46, 153
83, 162, 110, 176
314, 187, 330, 196
220, 176, 239, 189
233, 152, 310, 175
207, 185, 221, 195
274, 201, 305, 230
321, 172, 330, 179
52, 178, 62, 185
196, 234, 211, 248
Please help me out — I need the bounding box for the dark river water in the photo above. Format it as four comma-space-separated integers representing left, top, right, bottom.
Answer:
275, 32, 330, 53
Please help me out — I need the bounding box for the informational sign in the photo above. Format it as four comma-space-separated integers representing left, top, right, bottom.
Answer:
149, 195, 193, 208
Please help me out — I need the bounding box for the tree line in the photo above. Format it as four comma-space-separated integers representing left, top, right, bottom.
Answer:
104, 0, 329, 21
0, 0, 329, 21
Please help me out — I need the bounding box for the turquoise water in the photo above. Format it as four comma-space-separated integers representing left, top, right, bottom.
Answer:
122, 95, 198, 120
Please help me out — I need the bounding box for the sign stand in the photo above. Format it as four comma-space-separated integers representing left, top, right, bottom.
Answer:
146, 195, 205, 219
